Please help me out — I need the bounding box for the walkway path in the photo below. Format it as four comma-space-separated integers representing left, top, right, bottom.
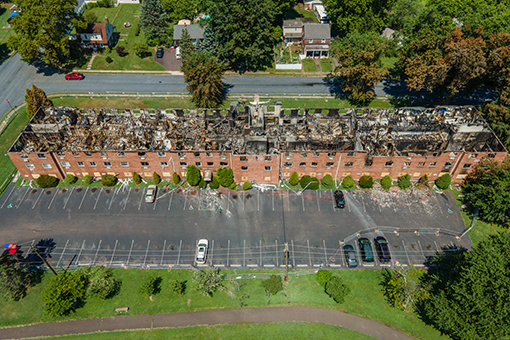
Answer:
0, 307, 415, 340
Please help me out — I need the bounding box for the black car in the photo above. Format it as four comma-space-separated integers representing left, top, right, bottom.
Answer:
344, 245, 358, 268
374, 236, 391, 262
358, 238, 374, 263
156, 47, 164, 58
334, 190, 345, 209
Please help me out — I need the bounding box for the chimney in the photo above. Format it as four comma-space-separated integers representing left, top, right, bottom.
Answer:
105, 15, 109, 24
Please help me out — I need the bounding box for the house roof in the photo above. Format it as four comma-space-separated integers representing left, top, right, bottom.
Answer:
173, 24, 204, 40
77, 23, 113, 44
303, 23, 330, 40
283, 17, 315, 28
381, 27, 395, 40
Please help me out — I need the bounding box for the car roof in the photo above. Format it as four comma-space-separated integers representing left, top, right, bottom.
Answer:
375, 236, 387, 243
344, 245, 354, 250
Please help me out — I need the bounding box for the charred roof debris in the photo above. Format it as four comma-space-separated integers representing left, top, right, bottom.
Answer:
10, 103, 506, 156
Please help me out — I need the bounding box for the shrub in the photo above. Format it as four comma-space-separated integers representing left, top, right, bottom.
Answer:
325, 276, 350, 303
289, 171, 299, 186
193, 266, 222, 296
243, 182, 252, 190
316, 269, 333, 287
198, 178, 206, 189
210, 176, 219, 189
229, 182, 237, 190
380, 175, 392, 190
342, 176, 355, 188
64, 174, 78, 184
133, 172, 142, 185
36, 175, 59, 188
359, 175, 374, 189
134, 22, 140, 36
419, 174, 429, 188
435, 174, 451, 190
105, 56, 113, 63
186, 165, 201, 186
83, 174, 94, 185
42, 273, 85, 316
116, 45, 126, 57
101, 174, 117, 187
217, 167, 234, 187
262, 274, 283, 296
321, 174, 334, 189
397, 174, 412, 190
134, 43, 150, 58
139, 277, 161, 297
169, 280, 186, 295
172, 172, 181, 185
300, 175, 312, 189
77, 266, 118, 299
152, 172, 161, 185
308, 177, 320, 190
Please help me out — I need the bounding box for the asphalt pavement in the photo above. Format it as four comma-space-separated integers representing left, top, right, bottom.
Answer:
0, 306, 415, 340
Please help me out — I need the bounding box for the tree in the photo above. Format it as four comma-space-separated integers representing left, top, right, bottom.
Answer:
206, 0, 275, 73
422, 233, 510, 339
386, 0, 423, 36
198, 178, 207, 189
186, 165, 201, 186
193, 266, 223, 296
82, 10, 98, 24
289, 171, 299, 186
316, 269, 333, 288
36, 175, 59, 188
182, 52, 225, 108
139, 276, 161, 296
140, 0, 169, 43
172, 172, 181, 185
243, 182, 252, 190
299, 175, 313, 189
210, 176, 220, 189
199, 24, 219, 56
216, 167, 234, 187
134, 43, 150, 58
83, 174, 94, 185
483, 91, 510, 149
461, 159, 510, 227
325, 276, 350, 303
116, 45, 126, 57
359, 175, 374, 189
179, 28, 195, 62
42, 273, 85, 317
0, 255, 36, 301
380, 175, 392, 190
133, 172, 142, 185
101, 174, 117, 187
153, 172, 161, 185
160, 0, 197, 22
8, 0, 85, 68
397, 174, 412, 190
331, 32, 388, 105
382, 264, 429, 311
64, 174, 78, 184
342, 176, 355, 188
321, 174, 334, 189
228, 182, 237, 190
76, 266, 119, 299
169, 280, 186, 295
25, 85, 53, 119
435, 173, 451, 190
262, 274, 283, 296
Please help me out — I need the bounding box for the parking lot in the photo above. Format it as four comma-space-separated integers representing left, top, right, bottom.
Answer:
0, 185, 470, 270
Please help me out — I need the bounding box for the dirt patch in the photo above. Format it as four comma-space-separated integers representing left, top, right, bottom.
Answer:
76, 188, 83, 193
105, 189, 111, 194
45, 191, 52, 195
91, 188, 97, 193
134, 188, 140, 193
31, 189, 37, 194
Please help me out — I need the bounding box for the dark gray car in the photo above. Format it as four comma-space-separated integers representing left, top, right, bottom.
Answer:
344, 244, 357, 268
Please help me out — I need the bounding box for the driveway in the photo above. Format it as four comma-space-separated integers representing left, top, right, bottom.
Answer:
154, 46, 182, 71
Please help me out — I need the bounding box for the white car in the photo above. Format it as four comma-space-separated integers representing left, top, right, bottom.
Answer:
175, 46, 181, 60
145, 185, 157, 203
196, 239, 208, 264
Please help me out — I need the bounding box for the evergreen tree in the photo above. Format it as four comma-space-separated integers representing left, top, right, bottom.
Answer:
199, 25, 219, 56
140, 0, 169, 42
0, 255, 36, 301
179, 28, 195, 62
25, 85, 53, 119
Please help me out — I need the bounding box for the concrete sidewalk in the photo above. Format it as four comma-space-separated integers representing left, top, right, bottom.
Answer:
0, 307, 415, 340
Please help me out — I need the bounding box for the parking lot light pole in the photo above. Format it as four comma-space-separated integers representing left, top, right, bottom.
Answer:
284, 242, 289, 282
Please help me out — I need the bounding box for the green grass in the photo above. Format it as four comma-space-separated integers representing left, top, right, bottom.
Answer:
31, 322, 377, 340
84, 5, 165, 71
0, 269, 447, 340
302, 59, 317, 73
284, 5, 318, 22
320, 59, 333, 73
0, 4, 14, 59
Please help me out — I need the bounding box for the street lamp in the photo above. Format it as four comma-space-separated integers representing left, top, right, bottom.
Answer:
284, 242, 289, 282
5, 99, 13, 110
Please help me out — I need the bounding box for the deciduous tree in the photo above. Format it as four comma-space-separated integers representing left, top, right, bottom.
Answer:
193, 266, 223, 296
382, 264, 429, 311
25, 85, 53, 119
42, 273, 85, 316
483, 92, 510, 149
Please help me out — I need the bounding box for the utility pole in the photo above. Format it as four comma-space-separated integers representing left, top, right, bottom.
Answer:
284, 242, 289, 282
33, 247, 58, 276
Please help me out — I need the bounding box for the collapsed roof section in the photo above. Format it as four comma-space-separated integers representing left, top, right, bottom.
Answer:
10, 103, 506, 156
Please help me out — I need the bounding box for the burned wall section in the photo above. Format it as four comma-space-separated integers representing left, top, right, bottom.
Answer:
8, 104, 507, 184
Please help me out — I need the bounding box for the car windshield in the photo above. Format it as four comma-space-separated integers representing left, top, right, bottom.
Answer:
198, 246, 205, 252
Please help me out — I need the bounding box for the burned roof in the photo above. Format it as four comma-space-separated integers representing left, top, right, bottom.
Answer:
10, 104, 506, 156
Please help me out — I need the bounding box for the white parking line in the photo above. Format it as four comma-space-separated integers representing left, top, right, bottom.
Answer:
183, 193, 187, 210
307, 239, 312, 266
47, 189, 59, 209
272, 192, 274, 211
160, 240, 166, 266
56, 239, 69, 267
93, 188, 103, 210
243, 240, 246, 267
110, 240, 118, 266
123, 187, 131, 210
177, 240, 182, 265
275, 240, 278, 267
291, 240, 295, 267
227, 240, 230, 266
76, 240, 86, 265
402, 240, 411, 265
92, 240, 102, 266
330, 190, 336, 210
126, 240, 134, 265
78, 187, 88, 209
323, 240, 328, 263
301, 194, 305, 211
418, 240, 426, 260
16, 187, 30, 209
434, 240, 440, 253
168, 193, 172, 210
138, 188, 145, 210
317, 190, 321, 211
0, 185, 16, 208
32, 189, 44, 209
108, 189, 116, 210
143, 240, 150, 266
361, 194, 367, 212
63, 187, 75, 209
260, 240, 262, 266
210, 240, 214, 265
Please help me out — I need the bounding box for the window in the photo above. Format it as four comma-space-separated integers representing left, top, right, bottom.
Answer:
20, 154, 28, 159
207, 162, 214, 167
301, 152, 307, 157
25, 163, 35, 169
311, 162, 318, 167
404, 162, 411, 167
321, 38, 326, 43
85, 152, 92, 157
100, 152, 108, 157
326, 162, 334, 167
160, 162, 168, 167
141, 162, 149, 167
89, 162, 97, 167
312, 152, 319, 157
138, 152, 146, 157
347, 152, 355, 157
429, 162, 437, 167
56, 152, 65, 157
299, 162, 306, 167
241, 166, 248, 171
240, 156, 248, 162
265, 156, 272, 161
284, 162, 292, 167
444, 162, 452, 168
220, 162, 228, 166
72, 152, 80, 157
103, 162, 112, 167
120, 162, 129, 167
206, 152, 213, 157
37, 153, 46, 159
157, 151, 166, 157
265, 166, 271, 171
345, 162, 353, 167
178, 152, 185, 157
219, 152, 227, 158
285, 152, 292, 157
77, 162, 84, 167
117, 151, 125, 157
463, 164, 472, 169
327, 152, 336, 157
417, 162, 425, 167
180, 162, 187, 167
42, 163, 52, 169
61, 162, 70, 167
194, 152, 200, 157
195, 162, 201, 167
309, 39, 313, 43
385, 161, 393, 167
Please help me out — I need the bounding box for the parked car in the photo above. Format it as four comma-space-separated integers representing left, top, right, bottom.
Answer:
145, 185, 157, 203
344, 244, 357, 268
65, 73, 84, 80
196, 239, 208, 264
374, 236, 391, 262
175, 46, 181, 60
156, 47, 164, 58
334, 190, 345, 209
358, 238, 374, 263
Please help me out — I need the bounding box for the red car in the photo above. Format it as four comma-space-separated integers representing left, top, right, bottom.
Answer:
65, 73, 85, 80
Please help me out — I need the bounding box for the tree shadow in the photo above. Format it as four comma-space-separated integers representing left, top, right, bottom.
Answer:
322, 75, 348, 100
23, 238, 56, 267
153, 276, 163, 295
30, 60, 65, 77
220, 83, 234, 102
378, 268, 394, 306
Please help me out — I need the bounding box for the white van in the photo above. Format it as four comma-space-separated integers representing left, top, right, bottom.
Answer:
175, 46, 181, 60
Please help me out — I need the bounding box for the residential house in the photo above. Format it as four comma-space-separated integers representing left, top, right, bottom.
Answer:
283, 18, 315, 43
381, 27, 395, 40
173, 24, 204, 45
301, 23, 331, 58
303, 0, 322, 10
77, 23, 115, 49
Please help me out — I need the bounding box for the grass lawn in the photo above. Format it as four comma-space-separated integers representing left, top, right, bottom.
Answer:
31, 322, 377, 340
302, 59, 316, 73
284, 5, 318, 22
84, 5, 165, 71
0, 3, 14, 59
320, 59, 333, 73
0, 268, 446, 340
